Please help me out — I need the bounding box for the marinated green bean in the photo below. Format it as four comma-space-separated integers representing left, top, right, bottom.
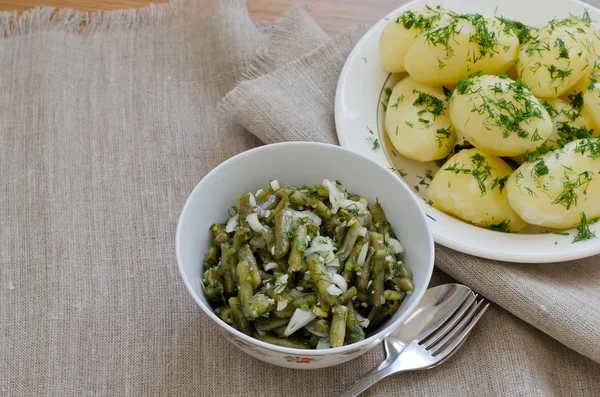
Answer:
261, 317, 290, 331
370, 200, 390, 236
383, 290, 403, 301
343, 237, 368, 282
237, 193, 254, 221
356, 247, 376, 291
216, 306, 234, 325
370, 232, 385, 250
259, 335, 310, 349
289, 191, 332, 219
211, 223, 228, 246
288, 224, 307, 271
229, 297, 253, 336
306, 253, 338, 307
220, 243, 236, 294
371, 250, 387, 307
330, 305, 348, 348
369, 300, 400, 331
395, 277, 415, 294
201, 180, 412, 350
334, 224, 348, 245
346, 303, 365, 344
204, 246, 219, 267
238, 281, 254, 317
338, 286, 357, 304
337, 221, 361, 261
311, 306, 328, 318
233, 227, 252, 250
291, 293, 319, 309
238, 245, 261, 289
274, 210, 292, 259
267, 195, 289, 223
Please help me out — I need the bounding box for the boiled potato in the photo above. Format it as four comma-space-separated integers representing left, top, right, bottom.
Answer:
404, 15, 518, 86
428, 148, 526, 232
518, 17, 598, 98
507, 138, 600, 228
379, 6, 451, 73
578, 83, 600, 133
542, 98, 594, 148
385, 76, 455, 162
564, 56, 600, 97
449, 74, 552, 157
513, 98, 594, 163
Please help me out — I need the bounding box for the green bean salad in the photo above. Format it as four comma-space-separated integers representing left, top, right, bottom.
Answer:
202, 180, 414, 350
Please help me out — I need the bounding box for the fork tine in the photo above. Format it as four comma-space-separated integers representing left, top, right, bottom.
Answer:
418, 293, 477, 347
432, 300, 490, 359
416, 289, 474, 343
425, 296, 482, 350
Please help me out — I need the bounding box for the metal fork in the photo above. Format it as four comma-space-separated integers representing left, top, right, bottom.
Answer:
339, 292, 490, 397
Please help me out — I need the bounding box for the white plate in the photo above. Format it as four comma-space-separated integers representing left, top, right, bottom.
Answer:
335, 0, 600, 263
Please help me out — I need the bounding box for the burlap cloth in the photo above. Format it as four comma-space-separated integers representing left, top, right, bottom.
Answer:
1, 1, 600, 395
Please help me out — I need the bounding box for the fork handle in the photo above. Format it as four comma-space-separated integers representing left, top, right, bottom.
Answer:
337, 362, 400, 397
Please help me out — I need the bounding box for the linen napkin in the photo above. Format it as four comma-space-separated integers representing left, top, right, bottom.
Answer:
0, 1, 598, 396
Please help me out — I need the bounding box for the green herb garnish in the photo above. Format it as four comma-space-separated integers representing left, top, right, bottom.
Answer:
573, 212, 597, 243
488, 219, 511, 232
534, 160, 549, 177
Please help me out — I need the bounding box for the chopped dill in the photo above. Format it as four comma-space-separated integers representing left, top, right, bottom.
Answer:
436, 127, 453, 148
573, 212, 597, 243
488, 219, 511, 232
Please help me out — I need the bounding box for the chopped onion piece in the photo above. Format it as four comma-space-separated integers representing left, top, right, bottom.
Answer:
289, 289, 305, 298
326, 284, 343, 296
316, 339, 331, 350
288, 210, 322, 226
386, 236, 404, 254
225, 214, 239, 233
323, 179, 343, 214
273, 274, 288, 294
263, 262, 278, 271
357, 243, 369, 266
248, 193, 256, 207
358, 227, 367, 237
331, 274, 348, 293
255, 188, 263, 197
259, 209, 271, 219
340, 198, 367, 211
355, 312, 370, 328
277, 300, 289, 311
246, 213, 265, 232
270, 180, 281, 191
326, 266, 338, 274
284, 309, 316, 336
304, 236, 336, 258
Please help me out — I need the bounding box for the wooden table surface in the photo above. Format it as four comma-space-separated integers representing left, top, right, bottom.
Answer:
0, 0, 401, 35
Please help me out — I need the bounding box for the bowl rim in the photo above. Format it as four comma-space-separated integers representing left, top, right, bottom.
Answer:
175, 141, 434, 356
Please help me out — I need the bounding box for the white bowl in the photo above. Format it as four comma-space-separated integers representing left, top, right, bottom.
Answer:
335, 0, 600, 263
176, 142, 434, 369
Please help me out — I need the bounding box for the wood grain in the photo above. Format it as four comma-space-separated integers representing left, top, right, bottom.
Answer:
0, 0, 401, 35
